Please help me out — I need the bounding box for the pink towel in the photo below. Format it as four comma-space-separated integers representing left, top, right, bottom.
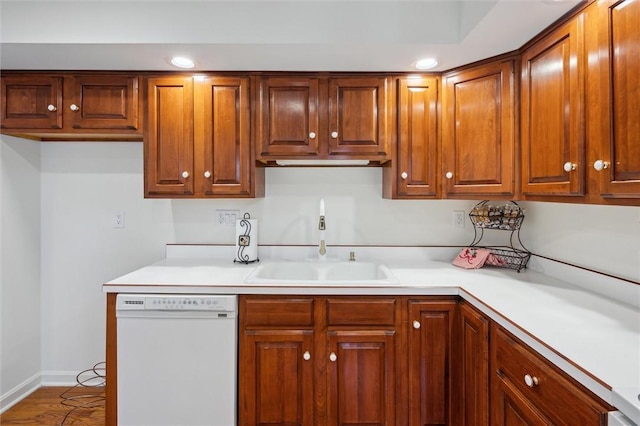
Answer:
452, 248, 492, 269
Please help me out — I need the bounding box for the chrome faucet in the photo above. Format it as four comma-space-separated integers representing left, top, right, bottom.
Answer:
319, 198, 327, 258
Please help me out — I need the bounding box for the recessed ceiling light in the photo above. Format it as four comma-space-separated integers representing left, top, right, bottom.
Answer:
414, 58, 439, 70
170, 56, 195, 69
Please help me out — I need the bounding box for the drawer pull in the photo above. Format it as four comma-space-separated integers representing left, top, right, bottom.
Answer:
412, 320, 421, 329
329, 352, 337, 362
524, 374, 539, 387
303, 351, 311, 361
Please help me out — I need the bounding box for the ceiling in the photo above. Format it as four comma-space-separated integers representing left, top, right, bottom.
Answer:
0, 0, 582, 72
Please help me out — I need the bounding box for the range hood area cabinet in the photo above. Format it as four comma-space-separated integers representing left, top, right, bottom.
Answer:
254, 75, 392, 163
144, 75, 264, 198
0, 72, 142, 141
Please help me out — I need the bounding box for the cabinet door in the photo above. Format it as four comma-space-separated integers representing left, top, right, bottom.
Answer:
197, 76, 253, 196
1, 75, 63, 129
256, 77, 320, 158
408, 300, 456, 426
145, 76, 194, 196
492, 374, 550, 426
327, 330, 396, 426
69, 75, 139, 130
588, 0, 640, 200
394, 76, 439, 198
521, 16, 585, 198
442, 60, 516, 198
456, 302, 489, 426
240, 330, 315, 426
328, 77, 390, 159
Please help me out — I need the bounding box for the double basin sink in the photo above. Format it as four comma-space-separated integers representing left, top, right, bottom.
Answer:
245, 260, 398, 285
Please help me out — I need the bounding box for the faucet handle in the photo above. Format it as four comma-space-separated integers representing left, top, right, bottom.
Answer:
319, 215, 326, 231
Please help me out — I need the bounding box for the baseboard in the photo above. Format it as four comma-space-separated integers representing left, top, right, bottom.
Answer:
0, 373, 41, 414
40, 371, 83, 386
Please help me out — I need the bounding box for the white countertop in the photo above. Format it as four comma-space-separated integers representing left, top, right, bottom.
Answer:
103, 245, 640, 423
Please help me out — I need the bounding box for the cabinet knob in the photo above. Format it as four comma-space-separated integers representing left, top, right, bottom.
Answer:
593, 160, 610, 171
331, 131, 338, 139
524, 374, 539, 387
47, 104, 57, 112
309, 132, 316, 139
182, 171, 190, 179
445, 171, 453, 179
303, 351, 311, 361
401, 172, 408, 180
70, 104, 80, 112
563, 162, 577, 172
412, 320, 421, 329
329, 352, 337, 362
204, 171, 211, 179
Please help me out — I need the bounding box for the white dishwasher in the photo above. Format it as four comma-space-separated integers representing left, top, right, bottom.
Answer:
116, 294, 237, 426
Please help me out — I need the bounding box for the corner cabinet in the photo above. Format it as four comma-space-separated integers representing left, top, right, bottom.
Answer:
1, 73, 142, 140
585, 0, 640, 202
491, 323, 612, 425
255, 75, 392, 162
383, 76, 439, 199
442, 59, 516, 199
520, 15, 586, 199
145, 75, 264, 198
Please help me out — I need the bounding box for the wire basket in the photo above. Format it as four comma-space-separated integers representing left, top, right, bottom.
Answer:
469, 200, 524, 231
478, 246, 531, 272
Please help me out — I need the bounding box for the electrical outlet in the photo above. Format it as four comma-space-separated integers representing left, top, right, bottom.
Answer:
216, 209, 240, 227
452, 210, 465, 229
113, 211, 125, 229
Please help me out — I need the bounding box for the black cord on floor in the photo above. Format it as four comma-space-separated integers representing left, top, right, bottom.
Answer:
59, 361, 106, 426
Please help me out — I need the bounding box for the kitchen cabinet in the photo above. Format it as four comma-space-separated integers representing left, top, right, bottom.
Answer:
520, 15, 586, 199
255, 75, 392, 162
585, 0, 640, 203
383, 76, 439, 199
145, 75, 264, 198
455, 300, 489, 426
407, 299, 457, 426
0, 73, 142, 140
240, 295, 400, 425
491, 323, 612, 425
442, 59, 516, 199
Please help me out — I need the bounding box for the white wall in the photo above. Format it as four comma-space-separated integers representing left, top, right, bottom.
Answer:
0, 136, 41, 410
1, 140, 638, 390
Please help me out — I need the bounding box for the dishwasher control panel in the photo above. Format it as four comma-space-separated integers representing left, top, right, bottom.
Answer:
116, 294, 236, 312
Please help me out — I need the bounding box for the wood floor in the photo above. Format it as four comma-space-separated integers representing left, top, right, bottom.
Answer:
1, 386, 104, 426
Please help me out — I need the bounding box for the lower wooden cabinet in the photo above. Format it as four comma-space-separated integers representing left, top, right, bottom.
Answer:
491, 323, 612, 425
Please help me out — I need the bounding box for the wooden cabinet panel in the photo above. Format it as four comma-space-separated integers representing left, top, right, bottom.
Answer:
240, 330, 315, 426
1, 75, 63, 129
492, 375, 550, 426
491, 323, 611, 425
456, 301, 489, 426
256, 77, 320, 157
587, 0, 640, 200
326, 297, 396, 326
198, 76, 253, 196
384, 76, 439, 199
69, 75, 139, 130
408, 299, 456, 426
328, 77, 390, 158
327, 330, 396, 426
521, 16, 586, 197
443, 60, 516, 198
144, 76, 194, 196
242, 297, 315, 328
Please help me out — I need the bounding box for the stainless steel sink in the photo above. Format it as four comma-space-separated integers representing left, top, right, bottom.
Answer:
244, 260, 399, 285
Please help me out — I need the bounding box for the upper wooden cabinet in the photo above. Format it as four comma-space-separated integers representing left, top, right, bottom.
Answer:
0, 73, 142, 140
383, 76, 439, 199
520, 16, 586, 198
145, 75, 264, 198
585, 0, 640, 202
255, 75, 392, 162
442, 59, 516, 199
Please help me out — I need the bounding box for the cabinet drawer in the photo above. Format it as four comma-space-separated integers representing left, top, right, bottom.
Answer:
327, 298, 396, 326
493, 325, 610, 424
241, 297, 314, 327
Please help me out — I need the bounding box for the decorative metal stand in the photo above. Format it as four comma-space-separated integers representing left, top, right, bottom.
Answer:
468, 201, 531, 272
234, 213, 260, 264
